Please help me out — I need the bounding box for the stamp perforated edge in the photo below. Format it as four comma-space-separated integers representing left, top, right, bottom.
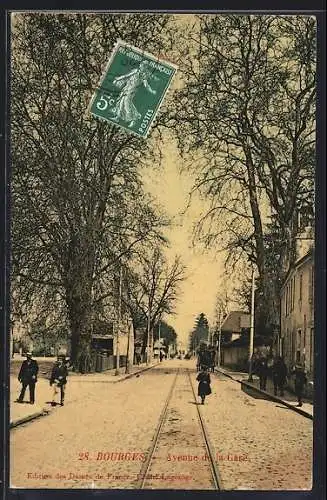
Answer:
88, 39, 178, 139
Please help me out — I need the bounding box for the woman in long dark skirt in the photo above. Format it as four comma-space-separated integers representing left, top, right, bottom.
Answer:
196, 366, 212, 404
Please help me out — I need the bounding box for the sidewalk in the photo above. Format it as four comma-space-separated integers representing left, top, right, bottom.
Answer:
10, 361, 158, 427
68, 361, 158, 382
216, 366, 313, 419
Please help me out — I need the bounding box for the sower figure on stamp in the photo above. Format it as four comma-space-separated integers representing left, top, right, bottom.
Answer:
50, 355, 68, 406
16, 352, 39, 404
196, 366, 212, 405
111, 60, 157, 128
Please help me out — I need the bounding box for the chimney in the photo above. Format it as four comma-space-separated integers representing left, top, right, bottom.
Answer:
295, 225, 314, 262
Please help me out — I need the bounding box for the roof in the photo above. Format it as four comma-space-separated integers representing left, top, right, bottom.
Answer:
281, 247, 314, 291
221, 311, 250, 333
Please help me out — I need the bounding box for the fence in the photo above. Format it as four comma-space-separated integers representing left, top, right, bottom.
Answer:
94, 353, 127, 372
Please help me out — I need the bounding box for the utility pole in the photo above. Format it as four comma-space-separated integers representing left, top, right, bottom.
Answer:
146, 294, 151, 365
248, 265, 256, 382
125, 319, 132, 374
115, 266, 123, 376
217, 308, 222, 368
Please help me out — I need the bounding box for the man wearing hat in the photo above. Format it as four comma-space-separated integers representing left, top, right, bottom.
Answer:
50, 355, 68, 406
291, 363, 307, 407
16, 352, 39, 404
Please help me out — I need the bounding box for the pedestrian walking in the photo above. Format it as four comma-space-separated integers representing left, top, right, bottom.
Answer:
209, 346, 216, 373
256, 354, 268, 391
135, 351, 141, 365
16, 352, 39, 404
291, 364, 307, 407
50, 355, 68, 406
272, 356, 288, 397
196, 366, 212, 405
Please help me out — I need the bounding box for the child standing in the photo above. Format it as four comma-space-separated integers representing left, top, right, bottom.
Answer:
196, 366, 212, 405
50, 355, 68, 406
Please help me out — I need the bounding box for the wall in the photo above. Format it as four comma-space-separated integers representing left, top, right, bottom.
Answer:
221, 346, 249, 371
112, 322, 134, 366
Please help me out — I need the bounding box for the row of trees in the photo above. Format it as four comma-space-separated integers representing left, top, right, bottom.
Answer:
163, 15, 316, 334
11, 13, 184, 371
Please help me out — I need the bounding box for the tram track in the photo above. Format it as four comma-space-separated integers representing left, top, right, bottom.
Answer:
186, 368, 222, 490
137, 366, 222, 490
137, 368, 180, 489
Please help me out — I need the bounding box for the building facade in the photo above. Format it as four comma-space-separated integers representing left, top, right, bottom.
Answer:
279, 249, 314, 395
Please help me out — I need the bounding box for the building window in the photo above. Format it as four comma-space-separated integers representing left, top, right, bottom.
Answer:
290, 277, 295, 312
290, 280, 293, 312
299, 273, 303, 305
309, 265, 314, 306
281, 337, 285, 359
296, 329, 302, 364
292, 277, 296, 311
292, 330, 296, 363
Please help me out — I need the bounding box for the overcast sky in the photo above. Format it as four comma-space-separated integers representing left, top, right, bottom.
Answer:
142, 136, 226, 349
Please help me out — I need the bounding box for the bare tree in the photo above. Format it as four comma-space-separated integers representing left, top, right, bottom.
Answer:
122, 247, 186, 352
11, 13, 177, 370
163, 15, 315, 332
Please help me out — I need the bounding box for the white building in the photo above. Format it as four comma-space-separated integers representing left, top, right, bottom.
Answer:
279, 226, 314, 396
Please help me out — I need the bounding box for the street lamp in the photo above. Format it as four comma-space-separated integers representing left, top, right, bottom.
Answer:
217, 310, 222, 369
146, 295, 151, 365
248, 265, 256, 382
125, 318, 133, 374
115, 266, 123, 376
158, 319, 162, 361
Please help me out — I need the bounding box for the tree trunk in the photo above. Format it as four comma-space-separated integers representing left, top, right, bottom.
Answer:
66, 281, 93, 372
245, 147, 277, 334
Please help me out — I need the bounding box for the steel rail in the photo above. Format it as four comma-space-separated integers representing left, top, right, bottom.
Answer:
187, 368, 222, 490
137, 368, 179, 489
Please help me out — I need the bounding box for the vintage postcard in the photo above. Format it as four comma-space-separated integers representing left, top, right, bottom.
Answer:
7, 11, 318, 493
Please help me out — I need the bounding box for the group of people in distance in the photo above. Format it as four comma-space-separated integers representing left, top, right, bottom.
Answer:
252, 352, 308, 407
195, 345, 309, 408
16, 352, 68, 407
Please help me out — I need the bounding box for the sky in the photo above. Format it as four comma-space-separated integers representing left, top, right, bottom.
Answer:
142, 136, 226, 350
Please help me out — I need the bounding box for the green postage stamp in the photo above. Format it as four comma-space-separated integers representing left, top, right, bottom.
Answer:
90, 40, 178, 138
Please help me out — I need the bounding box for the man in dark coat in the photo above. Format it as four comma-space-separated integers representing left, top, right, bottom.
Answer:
272, 356, 288, 396
50, 355, 68, 406
209, 346, 216, 373
256, 354, 268, 391
196, 366, 212, 405
16, 352, 39, 404
291, 364, 307, 407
